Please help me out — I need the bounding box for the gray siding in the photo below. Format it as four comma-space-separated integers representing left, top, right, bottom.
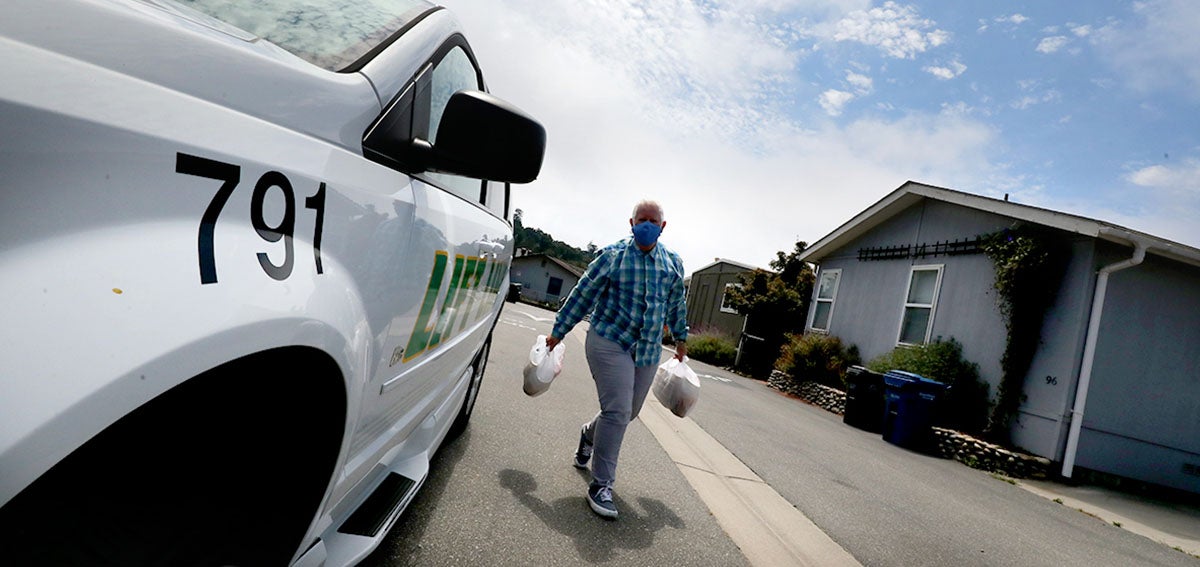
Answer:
805, 186, 1200, 493
810, 198, 1092, 460
687, 263, 750, 340
813, 200, 1011, 383
510, 257, 580, 304
1009, 237, 1097, 458
1076, 246, 1200, 493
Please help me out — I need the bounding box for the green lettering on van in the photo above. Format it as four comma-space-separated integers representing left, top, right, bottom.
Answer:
463, 256, 492, 327
429, 254, 467, 349
403, 250, 448, 363
447, 256, 480, 336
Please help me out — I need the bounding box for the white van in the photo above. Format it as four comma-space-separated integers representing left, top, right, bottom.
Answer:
0, 1, 544, 564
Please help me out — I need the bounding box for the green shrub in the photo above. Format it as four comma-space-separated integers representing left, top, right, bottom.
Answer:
686, 327, 736, 367
775, 333, 861, 390
867, 338, 991, 436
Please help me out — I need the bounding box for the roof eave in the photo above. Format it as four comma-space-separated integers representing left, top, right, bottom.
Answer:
799, 181, 1200, 269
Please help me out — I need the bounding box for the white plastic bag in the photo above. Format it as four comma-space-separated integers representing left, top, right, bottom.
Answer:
652, 357, 701, 417
523, 334, 565, 397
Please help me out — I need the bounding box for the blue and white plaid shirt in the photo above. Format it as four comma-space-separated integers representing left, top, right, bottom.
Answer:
552, 237, 689, 367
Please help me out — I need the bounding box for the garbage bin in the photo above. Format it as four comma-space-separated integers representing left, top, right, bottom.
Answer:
506, 282, 522, 303
881, 370, 950, 451
843, 366, 885, 432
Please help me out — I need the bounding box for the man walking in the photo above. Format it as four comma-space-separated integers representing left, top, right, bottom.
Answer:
546, 200, 688, 519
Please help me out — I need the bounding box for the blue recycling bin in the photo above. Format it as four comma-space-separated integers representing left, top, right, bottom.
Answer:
881, 370, 950, 451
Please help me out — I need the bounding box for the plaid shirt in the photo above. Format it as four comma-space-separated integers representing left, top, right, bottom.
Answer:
552, 237, 688, 367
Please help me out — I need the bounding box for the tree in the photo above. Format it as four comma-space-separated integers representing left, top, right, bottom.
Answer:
511, 209, 597, 268
725, 241, 815, 378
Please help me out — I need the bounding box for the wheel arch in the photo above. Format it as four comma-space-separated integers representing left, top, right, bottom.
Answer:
0, 343, 352, 565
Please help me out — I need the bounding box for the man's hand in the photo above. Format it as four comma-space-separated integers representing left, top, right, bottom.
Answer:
674, 341, 687, 361
546, 335, 562, 351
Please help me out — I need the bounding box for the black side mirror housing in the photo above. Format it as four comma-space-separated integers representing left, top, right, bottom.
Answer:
364, 89, 546, 184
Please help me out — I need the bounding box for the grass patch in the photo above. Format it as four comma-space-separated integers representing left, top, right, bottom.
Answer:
990, 472, 1017, 485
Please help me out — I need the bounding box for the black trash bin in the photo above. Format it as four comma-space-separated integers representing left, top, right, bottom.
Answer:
843, 366, 885, 432
506, 282, 522, 303
881, 370, 950, 451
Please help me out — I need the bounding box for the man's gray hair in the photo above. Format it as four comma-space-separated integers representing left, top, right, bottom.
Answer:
631, 200, 665, 221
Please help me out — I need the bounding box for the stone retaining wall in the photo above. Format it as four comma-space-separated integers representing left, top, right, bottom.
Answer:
932, 428, 1051, 479
767, 370, 845, 415
767, 370, 1051, 479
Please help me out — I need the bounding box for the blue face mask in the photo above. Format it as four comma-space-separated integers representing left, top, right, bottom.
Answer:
632, 221, 662, 247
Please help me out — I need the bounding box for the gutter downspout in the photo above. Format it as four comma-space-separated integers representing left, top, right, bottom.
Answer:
1061, 229, 1148, 478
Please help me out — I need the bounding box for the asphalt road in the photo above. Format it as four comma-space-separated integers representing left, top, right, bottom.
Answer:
361, 304, 747, 566
363, 303, 1197, 566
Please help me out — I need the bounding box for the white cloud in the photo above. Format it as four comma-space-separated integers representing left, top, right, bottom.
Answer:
1040, 157, 1200, 248
1092, 0, 1200, 97
1127, 161, 1200, 192
1036, 36, 1070, 54
1068, 23, 1093, 37
924, 60, 967, 80
995, 14, 1029, 25
846, 70, 874, 94
940, 101, 973, 115
442, 0, 811, 145
833, 1, 949, 59
1010, 89, 1062, 110
820, 89, 856, 116
431, 1, 1025, 271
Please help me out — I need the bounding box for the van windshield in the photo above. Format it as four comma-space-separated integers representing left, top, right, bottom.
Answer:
174, 0, 435, 71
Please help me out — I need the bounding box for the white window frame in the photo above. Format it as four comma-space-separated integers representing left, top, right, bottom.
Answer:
897, 264, 944, 346
719, 282, 741, 314
808, 268, 841, 332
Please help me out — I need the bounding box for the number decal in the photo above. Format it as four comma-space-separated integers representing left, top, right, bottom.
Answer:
176, 152, 326, 284
306, 182, 326, 274
251, 171, 296, 281
176, 153, 240, 284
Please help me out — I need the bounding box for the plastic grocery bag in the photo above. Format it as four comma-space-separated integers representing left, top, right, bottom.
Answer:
652, 357, 701, 417
523, 335, 565, 397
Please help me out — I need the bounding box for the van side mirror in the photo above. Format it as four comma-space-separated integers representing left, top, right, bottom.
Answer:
430, 91, 546, 184
363, 89, 546, 184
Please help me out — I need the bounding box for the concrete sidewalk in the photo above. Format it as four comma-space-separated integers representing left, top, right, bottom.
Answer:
1019, 478, 1200, 558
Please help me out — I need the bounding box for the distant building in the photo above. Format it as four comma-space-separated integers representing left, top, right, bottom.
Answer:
510, 253, 585, 305
686, 258, 762, 342
800, 181, 1200, 494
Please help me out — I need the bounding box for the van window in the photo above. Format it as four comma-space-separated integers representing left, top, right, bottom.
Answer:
423, 46, 486, 203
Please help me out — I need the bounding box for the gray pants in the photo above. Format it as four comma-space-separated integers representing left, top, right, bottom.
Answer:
582, 329, 658, 488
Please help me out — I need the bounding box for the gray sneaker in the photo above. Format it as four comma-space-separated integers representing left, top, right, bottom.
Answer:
587, 483, 618, 519
573, 424, 593, 470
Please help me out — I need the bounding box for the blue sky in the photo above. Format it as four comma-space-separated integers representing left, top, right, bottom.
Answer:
441, 0, 1200, 272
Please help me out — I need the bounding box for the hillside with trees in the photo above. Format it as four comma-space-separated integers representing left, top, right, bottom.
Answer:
513, 209, 597, 268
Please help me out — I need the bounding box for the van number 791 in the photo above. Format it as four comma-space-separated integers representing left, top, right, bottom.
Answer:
176, 152, 326, 284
